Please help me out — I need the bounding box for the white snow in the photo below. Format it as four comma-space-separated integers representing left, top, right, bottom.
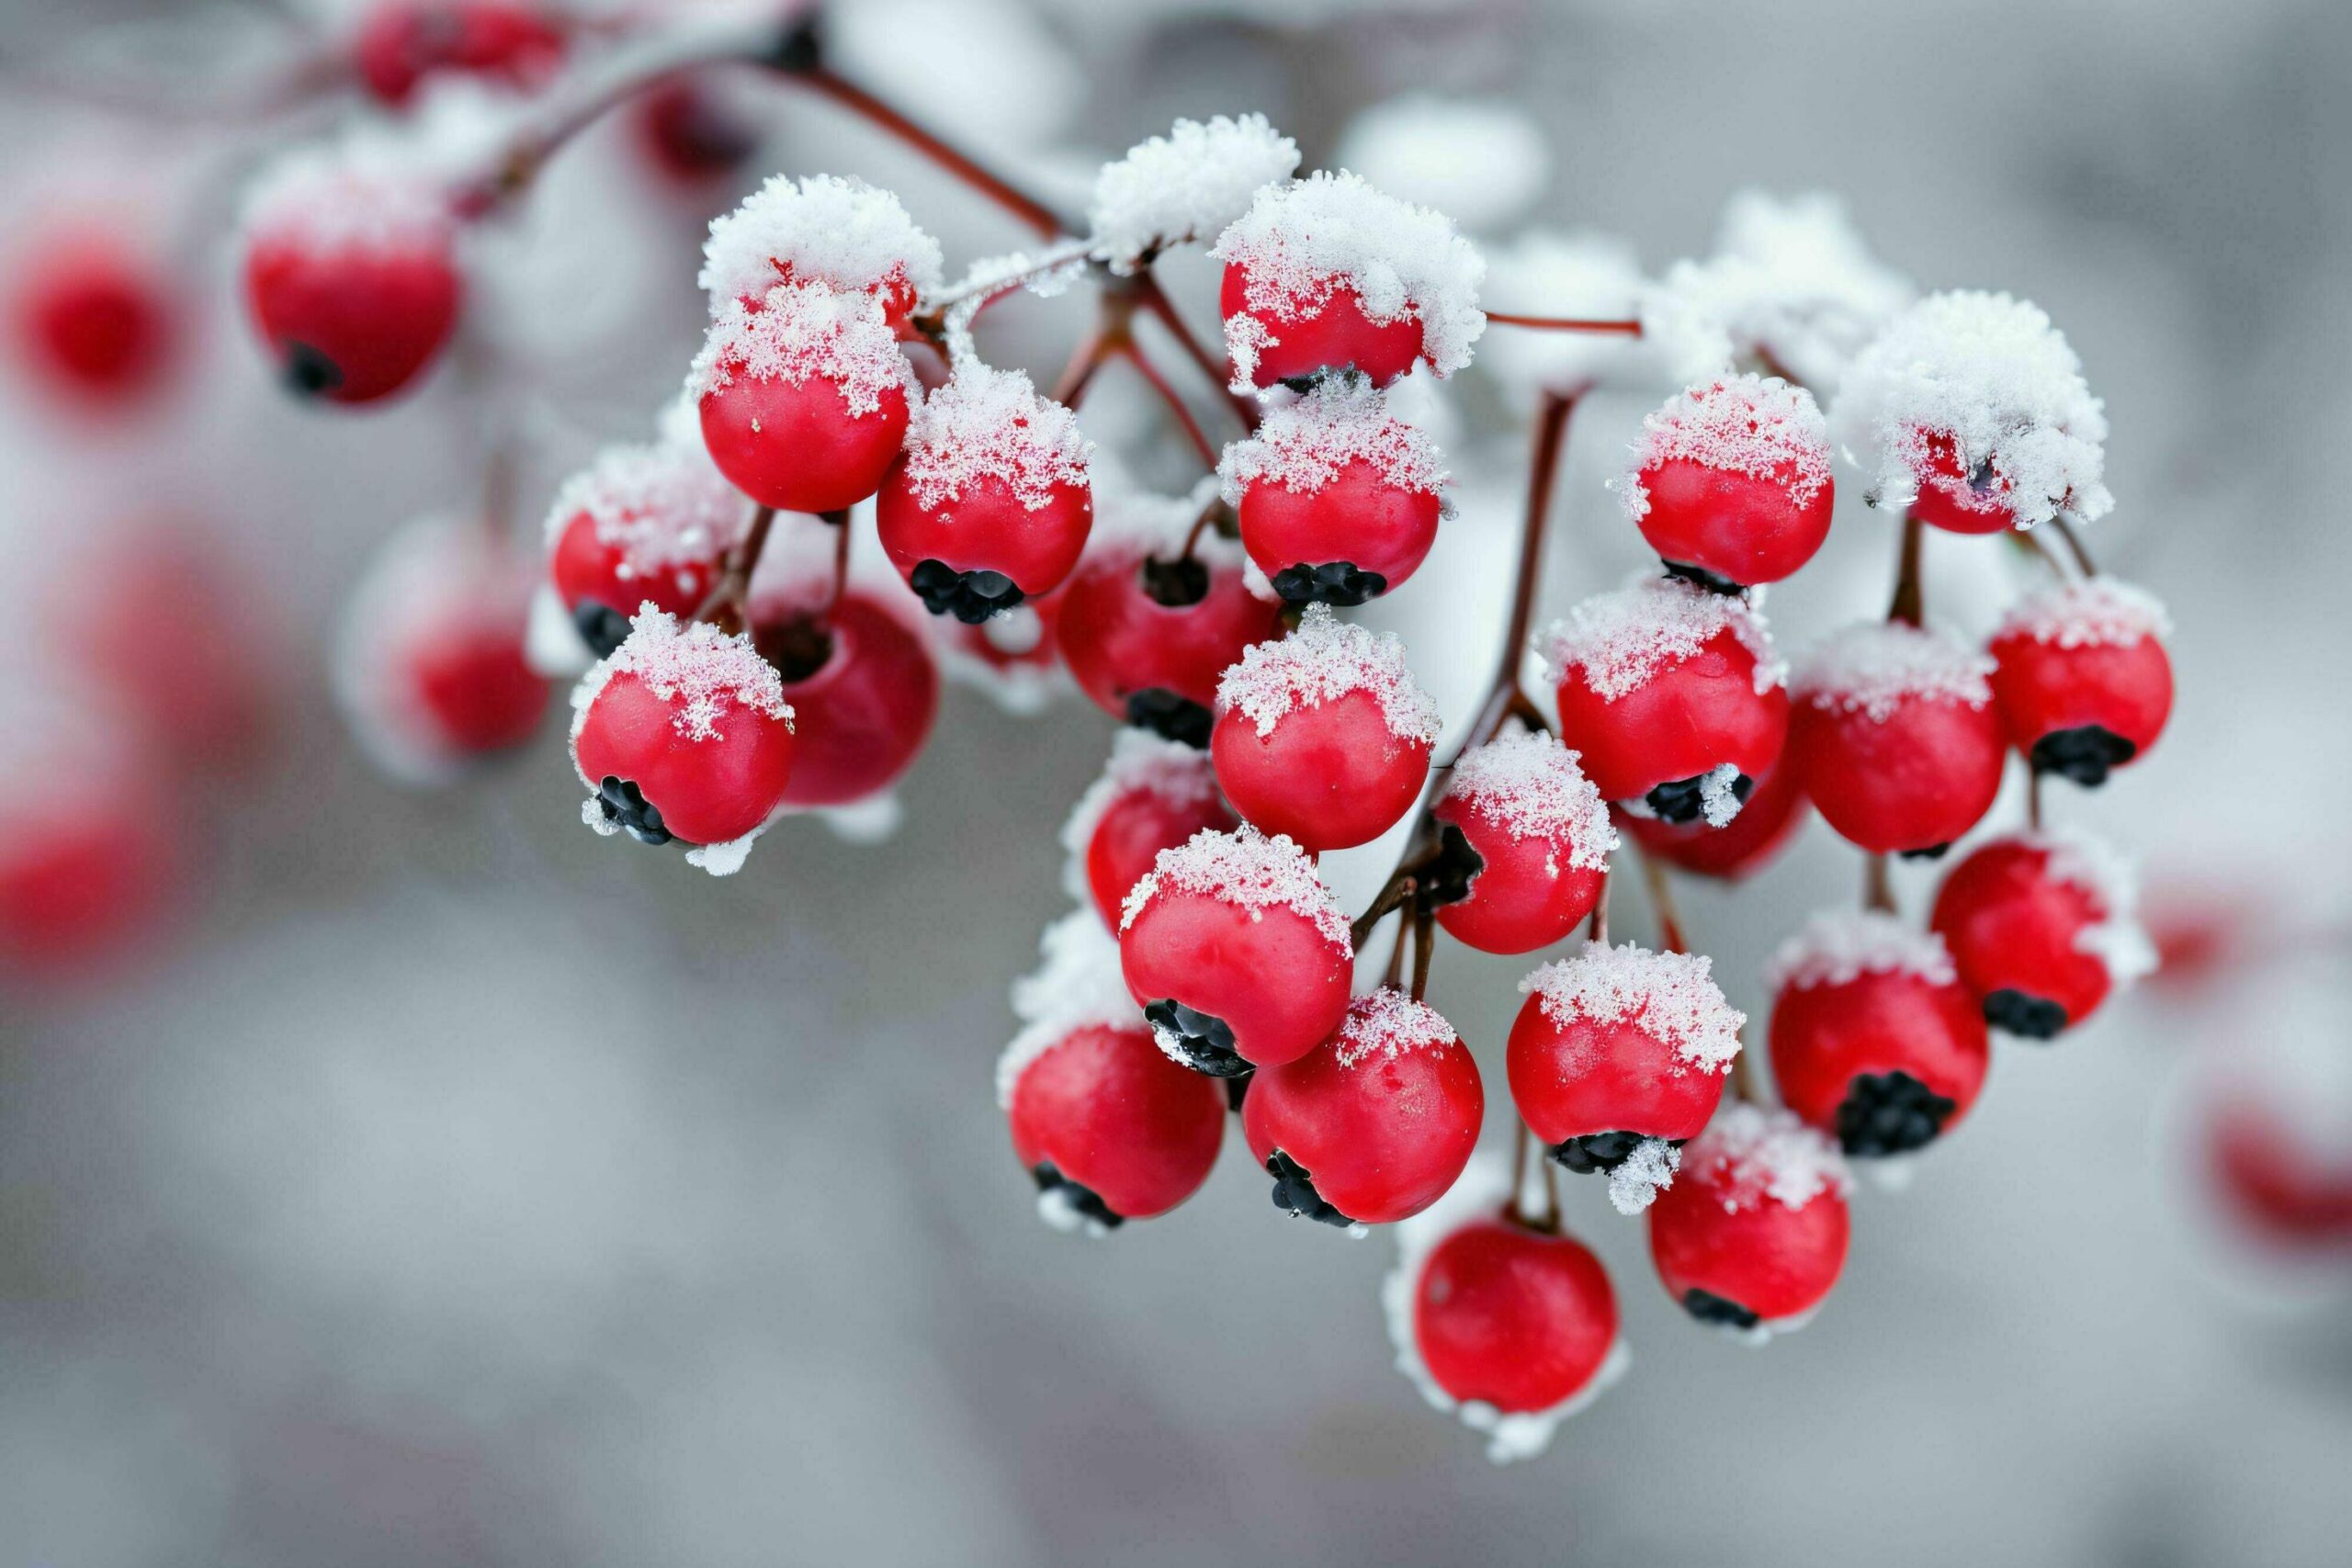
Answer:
1088, 114, 1300, 273
1216, 375, 1448, 505
1766, 907, 1958, 993
2030, 829, 2159, 991
697, 174, 944, 311
1792, 619, 1994, 721
1057, 729, 1223, 904
572, 607, 790, 746
1616, 373, 1831, 523
542, 440, 748, 581
1000, 909, 1142, 1109
1994, 576, 2172, 650
1606, 1137, 1681, 1216
1332, 96, 1549, 234
1685, 1101, 1853, 1213
1520, 940, 1746, 1074
684, 821, 767, 877
685, 280, 917, 416
1441, 728, 1616, 870
1696, 761, 1748, 829
1331, 987, 1458, 1068
242, 147, 454, 256
896, 361, 1092, 513
1536, 571, 1784, 704
1479, 230, 1716, 397
1119, 823, 1351, 952
1215, 603, 1441, 742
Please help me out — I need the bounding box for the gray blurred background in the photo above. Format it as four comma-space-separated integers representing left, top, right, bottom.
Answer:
4, 1, 2350, 1563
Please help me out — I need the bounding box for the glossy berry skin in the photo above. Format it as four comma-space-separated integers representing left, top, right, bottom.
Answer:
549, 509, 722, 625
1988, 625, 2172, 785
1236, 458, 1441, 602
1930, 838, 2114, 1038
876, 469, 1094, 603
1554, 630, 1788, 808
1057, 552, 1282, 741
1429, 793, 1607, 955
700, 371, 910, 515
1080, 787, 1237, 933
1412, 1220, 1619, 1415
1791, 693, 2003, 857
1770, 970, 1990, 1157
1221, 263, 1424, 389
1906, 431, 2015, 535
1007, 1023, 1226, 1224
354, 2, 568, 106
1212, 690, 1429, 852
13, 235, 174, 406
244, 230, 460, 405
574, 672, 796, 848
1634, 457, 1832, 589
1120, 892, 1351, 1072
1616, 759, 1807, 883
1507, 1000, 1727, 1147
1647, 1127, 1849, 1330
756, 594, 938, 809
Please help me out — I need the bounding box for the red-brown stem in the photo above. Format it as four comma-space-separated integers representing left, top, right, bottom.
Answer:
820, 507, 852, 618
1588, 865, 1611, 944
790, 66, 1069, 238
1483, 310, 1644, 335
1132, 274, 1261, 433
1116, 341, 1219, 468
1050, 326, 1117, 408
1351, 874, 1419, 951
695, 502, 778, 631
1635, 845, 1687, 956
1176, 499, 1224, 566
1887, 511, 1926, 626
1864, 852, 1894, 914
1409, 906, 1437, 1002
1381, 882, 1419, 987
2046, 513, 2099, 578
2027, 765, 2044, 833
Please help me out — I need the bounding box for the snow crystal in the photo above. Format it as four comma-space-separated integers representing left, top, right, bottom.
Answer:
1607, 1137, 1681, 1215
1536, 572, 1784, 704
1697, 762, 1747, 829
1520, 941, 1746, 1074
1994, 577, 2171, 650
999, 909, 1141, 1109
897, 362, 1092, 513
1058, 729, 1223, 904
1211, 170, 1486, 389
1331, 987, 1458, 1068
542, 440, 748, 581
1829, 290, 2112, 528
572, 607, 790, 746
1120, 823, 1351, 952
1687, 1102, 1853, 1213
1766, 908, 1957, 993
1216, 604, 1441, 743
1035, 1183, 1114, 1238
1442, 728, 1615, 869
1216, 375, 1448, 506
684, 822, 767, 877
1792, 620, 1994, 721
697, 174, 944, 312
1617, 374, 1831, 524
1332, 96, 1550, 234
242, 147, 453, 255
2032, 829, 2158, 990
1089, 114, 1300, 273
684, 280, 917, 416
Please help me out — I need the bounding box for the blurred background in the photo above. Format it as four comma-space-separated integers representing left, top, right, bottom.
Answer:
4, 1, 2349, 1563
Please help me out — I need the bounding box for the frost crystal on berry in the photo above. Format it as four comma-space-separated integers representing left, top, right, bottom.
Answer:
573, 607, 791, 744
243, 149, 455, 257
897, 362, 1092, 513
1766, 908, 1959, 992
1442, 729, 1616, 869
1537, 572, 1784, 703
1793, 620, 1994, 721
1120, 823, 1351, 952
1217, 376, 1449, 504
697, 174, 944, 310
2031, 829, 2159, 990
1216, 603, 1440, 742
1089, 114, 1301, 274
686, 280, 916, 416
544, 440, 748, 579
1607, 1138, 1682, 1217
1617, 374, 1831, 524
1687, 1102, 1853, 1213
998, 910, 1140, 1109
1331, 987, 1458, 1068
1057, 729, 1221, 901
1995, 577, 2172, 650
1521, 941, 1747, 1073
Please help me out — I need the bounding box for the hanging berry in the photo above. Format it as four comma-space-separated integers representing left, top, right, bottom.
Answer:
543, 439, 751, 657
11, 227, 176, 408
1766, 909, 1989, 1158
1647, 1104, 1851, 1338
698, 174, 944, 330
1242, 989, 1483, 1228
749, 590, 939, 811
1540, 573, 1789, 829
1615, 756, 1807, 883
1929, 830, 2154, 1040
1617, 374, 1834, 590
632, 79, 763, 189
0, 687, 175, 973
1986, 578, 2173, 787
1788, 620, 2003, 859
1118, 824, 1353, 1076
1427, 728, 1616, 954
352, 1, 569, 107
1059, 730, 1236, 931
1057, 533, 1282, 748
1508, 942, 1747, 1213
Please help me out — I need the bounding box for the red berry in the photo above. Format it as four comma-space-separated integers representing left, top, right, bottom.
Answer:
1905, 430, 2016, 535
633, 79, 761, 187
0, 691, 175, 973
1616, 754, 1807, 883
1219, 378, 1446, 603
1620, 375, 1833, 588
694, 282, 915, 513
1766, 909, 1989, 1158
1001, 1019, 1226, 1231
1930, 831, 2154, 1040
1788, 620, 2003, 858
1060, 730, 1235, 931
2206, 1106, 2352, 1251
1507, 942, 1746, 1213
1117, 824, 1352, 1075
571, 608, 797, 868
748, 590, 938, 810
1647, 1104, 1851, 1337
1986, 578, 2173, 787
544, 440, 750, 654
354, 1, 568, 106
1243, 989, 1483, 1226
876, 365, 1094, 620
242, 161, 461, 405
12, 230, 175, 406
1428, 729, 1614, 954
1057, 540, 1282, 744
1210, 604, 1437, 851
1542, 574, 1789, 827
698, 175, 944, 330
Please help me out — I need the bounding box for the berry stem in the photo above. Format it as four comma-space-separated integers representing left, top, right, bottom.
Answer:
2046, 513, 2099, 578
1886, 511, 1926, 627
1634, 844, 1687, 956
1132, 274, 1261, 434
1588, 864, 1611, 944
1351, 873, 1419, 950
1863, 852, 1894, 914
1482, 310, 1644, 335
1116, 341, 1219, 468
695, 502, 778, 632
1176, 496, 1230, 566
2027, 764, 2044, 833
820, 507, 852, 619
1408, 904, 1437, 1002
1510, 1121, 1563, 1234
786, 66, 1069, 238
1049, 325, 1118, 409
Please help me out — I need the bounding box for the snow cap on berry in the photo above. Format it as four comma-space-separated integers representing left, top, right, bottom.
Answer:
1442, 728, 1616, 870
1616, 373, 1831, 524
2030, 828, 2159, 991
1217, 375, 1448, 506
1686, 1102, 1853, 1213
1830, 289, 2112, 527
570, 606, 791, 748
1520, 940, 1746, 1073
1994, 576, 2171, 650
1212, 170, 1487, 389
1090, 114, 1301, 274
242, 145, 455, 257
1120, 822, 1351, 952
1058, 728, 1222, 902
1216, 604, 1440, 743
686, 280, 917, 416
698, 174, 944, 312
1766, 907, 1958, 993
1332, 987, 1459, 1068
897, 361, 1092, 513
998, 910, 1141, 1109
543, 438, 748, 579
1793, 619, 1994, 721
1537, 572, 1784, 704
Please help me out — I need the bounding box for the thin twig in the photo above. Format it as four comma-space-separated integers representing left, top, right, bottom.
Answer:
1634, 846, 1687, 955
790, 66, 1069, 237
1408, 906, 1437, 1002
695, 502, 778, 631
1887, 511, 1926, 626
1483, 310, 1643, 335
1117, 341, 1219, 468
1864, 853, 1894, 914
2045, 513, 2099, 578
1132, 274, 1261, 433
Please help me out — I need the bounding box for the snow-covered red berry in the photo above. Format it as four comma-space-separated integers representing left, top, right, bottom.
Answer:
1789, 620, 2003, 858
1617, 375, 1833, 589
12, 228, 175, 407
1060, 730, 1236, 931
1057, 537, 1282, 746
1088, 113, 1300, 274
1616, 755, 1807, 883
698, 174, 944, 328
1930, 830, 2154, 1040
1001, 1019, 1225, 1233
353, 1, 568, 106
1118, 824, 1352, 1076
1541, 573, 1789, 828
1211, 604, 1438, 851
544, 439, 750, 656
1766, 909, 1989, 1158
1212, 171, 1484, 391
876, 364, 1093, 622
691, 281, 916, 513
0, 687, 175, 974
1217, 378, 1446, 604
749, 590, 938, 810
571, 608, 796, 872
1987, 578, 2173, 786
1508, 942, 1746, 1213
1428, 729, 1615, 954
1647, 1104, 1851, 1337
1243, 989, 1483, 1227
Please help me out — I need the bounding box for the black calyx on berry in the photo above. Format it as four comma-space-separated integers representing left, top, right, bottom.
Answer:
2030, 724, 2135, 788
1125, 688, 1213, 749
1660, 559, 1747, 596
1144, 998, 1250, 1077
1550, 1130, 1679, 1174
595, 775, 673, 846
1835, 1070, 1956, 1156
910, 559, 1024, 624
282, 342, 345, 399
1984, 987, 2069, 1041
1681, 1287, 1761, 1330
1416, 822, 1485, 908
1643, 770, 1754, 826
574, 599, 630, 659
1138, 553, 1209, 608
1265, 1148, 1354, 1228
1272, 560, 1387, 607
1031, 1161, 1124, 1230
1898, 841, 1952, 862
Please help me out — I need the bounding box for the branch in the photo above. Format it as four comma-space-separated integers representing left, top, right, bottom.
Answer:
1484, 310, 1644, 335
